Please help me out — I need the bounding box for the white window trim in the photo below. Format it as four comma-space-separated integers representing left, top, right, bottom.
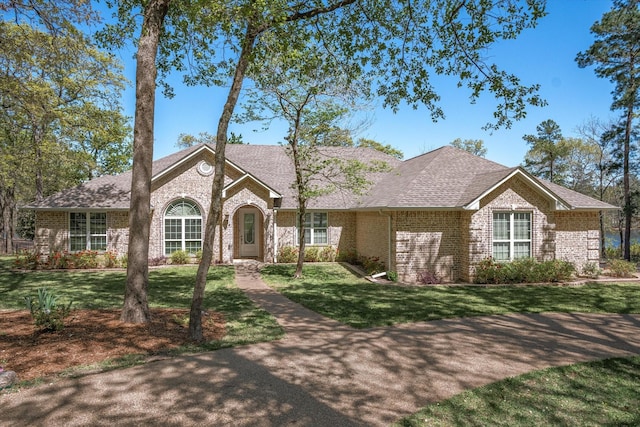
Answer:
163, 200, 203, 255
69, 212, 107, 252
296, 212, 329, 246
492, 211, 532, 261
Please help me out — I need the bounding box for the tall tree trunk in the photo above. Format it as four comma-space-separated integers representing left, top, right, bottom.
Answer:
290, 112, 306, 279
189, 23, 258, 341
622, 105, 633, 261
121, 0, 170, 323
33, 125, 44, 202
0, 186, 15, 254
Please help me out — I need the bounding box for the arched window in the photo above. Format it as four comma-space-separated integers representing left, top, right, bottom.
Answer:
164, 200, 202, 255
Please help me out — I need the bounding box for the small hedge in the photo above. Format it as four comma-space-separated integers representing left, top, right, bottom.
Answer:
277, 246, 338, 263
474, 257, 575, 284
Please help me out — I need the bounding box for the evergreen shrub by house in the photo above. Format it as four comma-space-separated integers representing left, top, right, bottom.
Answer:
277, 246, 338, 263
474, 257, 575, 284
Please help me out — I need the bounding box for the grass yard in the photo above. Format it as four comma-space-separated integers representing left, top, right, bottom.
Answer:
395, 355, 640, 426
261, 263, 640, 328
0, 256, 283, 384
263, 263, 640, 426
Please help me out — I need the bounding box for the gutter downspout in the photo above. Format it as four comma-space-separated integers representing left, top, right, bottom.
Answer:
378, 209, 392, 272
273, 209, 278, 263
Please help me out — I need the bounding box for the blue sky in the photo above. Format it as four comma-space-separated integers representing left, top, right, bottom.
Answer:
114, 0, 617, 167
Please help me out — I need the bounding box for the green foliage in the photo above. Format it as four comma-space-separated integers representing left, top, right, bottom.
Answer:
356, 138, 403, 159
277, 246, 338, 263
607, 259, 637, 278
73, 250, 99, 269
303, 246, 321, 263
24, 288, 73, 332
277, 246, 299, 263
449, 138, 487, 157
319, 246, 337, 262
522, 119, 572, 184
119, 254, 128, 269
102, 251, 119, 268
336, 248, 359, 264
14, 251, 42, 270
195, 250, 203, 264
396, 356, 640, 427
170, 250, 189, 265
581, 262, 602, 278
261, 263, 640, 328
474, 258, 575, 284
387, 271, 398, 282
358, 255, 386, 275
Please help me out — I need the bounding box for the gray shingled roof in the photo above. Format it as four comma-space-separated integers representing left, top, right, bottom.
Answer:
26, 144, 617, 211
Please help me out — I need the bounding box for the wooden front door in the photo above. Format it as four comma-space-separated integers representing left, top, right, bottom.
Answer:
238, 207, 260, 258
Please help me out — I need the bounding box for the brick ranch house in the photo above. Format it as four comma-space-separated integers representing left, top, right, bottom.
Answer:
26, 144, 617, 283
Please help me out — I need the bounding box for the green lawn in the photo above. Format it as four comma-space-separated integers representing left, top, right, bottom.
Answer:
263, 263, 640, 426
261, 263, 640, 328
395, 356, 640, 427
0, 256, 284, 350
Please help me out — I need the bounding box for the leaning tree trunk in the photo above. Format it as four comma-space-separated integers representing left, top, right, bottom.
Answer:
121, 0, 170, 323
189, 23, 259, 341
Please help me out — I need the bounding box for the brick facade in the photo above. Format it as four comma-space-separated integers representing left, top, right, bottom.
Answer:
33, 153, 603, 281
274, 211, 357, 260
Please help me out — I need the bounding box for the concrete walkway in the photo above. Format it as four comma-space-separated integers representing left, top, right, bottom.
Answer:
2, 261, 640, 426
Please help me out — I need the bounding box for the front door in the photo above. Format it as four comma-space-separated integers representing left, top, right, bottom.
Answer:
238, 207, 259, 258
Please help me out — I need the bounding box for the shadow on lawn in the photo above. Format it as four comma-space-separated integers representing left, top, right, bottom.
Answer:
2, 263, 640, 426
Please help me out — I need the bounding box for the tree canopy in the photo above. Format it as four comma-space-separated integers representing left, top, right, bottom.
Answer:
0, 19, 131, 252
576, 0, 640, 260
99, 0, 548, 334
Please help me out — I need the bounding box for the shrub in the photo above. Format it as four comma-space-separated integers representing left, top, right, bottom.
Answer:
304, 246, 321, 262
607, 259, 637, 278
195, 250, 203, 264
319, 246, 337, 262
359, 255, 386, 275
474, 257, 575, 284
417, 270, 441, 285
73, 250, 99, 269
277, 246, 298, 263
102, 251, 119, 268
149, 256, 167, 266
336, 248, 358, 264
14, 250, 42, 270
45, 251, 73, 269
170, 250, 189, 265
119, 254, 128, 269
387, 270, 398, 282
24, 288, 73, 332
604, 246, 621, 260
581, 262, 602, 279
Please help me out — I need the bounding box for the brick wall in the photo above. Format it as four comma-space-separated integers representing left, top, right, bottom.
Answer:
35, 211, 67, 255
555, 211, 600, 270
274, 211, 356, 259
355, 211, 390, 266
393, 211, 461, 283
150, 157, 216, 259
107, 211, 129, 255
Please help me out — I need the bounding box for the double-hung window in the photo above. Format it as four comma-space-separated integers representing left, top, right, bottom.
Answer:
70, 212, 107, 251
164, 200, 202, 255
493, 212, 531, 261
300, 212, 328, 245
